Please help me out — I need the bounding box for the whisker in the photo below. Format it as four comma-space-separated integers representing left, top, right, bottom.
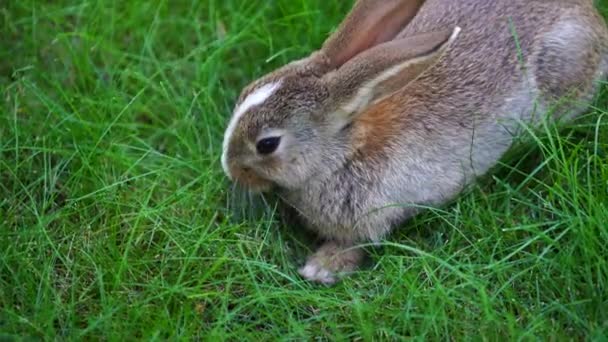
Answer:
228, 182, 251, 223
260, 192, 270, 208
247, 189, 255, 219
259, 192, 275, 219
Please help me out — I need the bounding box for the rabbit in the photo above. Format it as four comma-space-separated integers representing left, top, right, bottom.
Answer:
221, 0, 608, 285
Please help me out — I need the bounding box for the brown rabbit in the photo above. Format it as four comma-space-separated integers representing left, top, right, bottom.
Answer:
221, 0, 608, 284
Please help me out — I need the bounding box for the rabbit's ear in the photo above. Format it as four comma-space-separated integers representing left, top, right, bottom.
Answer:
321, 0, 426, 68
323, 28, 460, 123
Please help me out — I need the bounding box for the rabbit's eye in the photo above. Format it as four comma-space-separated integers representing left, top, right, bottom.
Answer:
256, 136, 281, 155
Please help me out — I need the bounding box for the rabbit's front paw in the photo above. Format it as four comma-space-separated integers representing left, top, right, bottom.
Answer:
298, 241, 363, 285
299, 261, 338, 285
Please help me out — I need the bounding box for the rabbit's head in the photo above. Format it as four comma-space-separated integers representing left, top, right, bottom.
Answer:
221, 0, 460, 191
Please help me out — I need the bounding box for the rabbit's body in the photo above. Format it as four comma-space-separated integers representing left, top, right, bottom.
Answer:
222, 0, 608, 284
284, 0, 608, 243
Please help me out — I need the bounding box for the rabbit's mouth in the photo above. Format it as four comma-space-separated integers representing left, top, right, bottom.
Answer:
231, 168, 274, 193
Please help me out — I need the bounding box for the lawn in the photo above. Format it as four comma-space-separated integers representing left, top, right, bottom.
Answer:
1, 0, 608, 339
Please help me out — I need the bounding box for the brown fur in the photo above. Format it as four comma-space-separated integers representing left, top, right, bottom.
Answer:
353, 100, 403, 156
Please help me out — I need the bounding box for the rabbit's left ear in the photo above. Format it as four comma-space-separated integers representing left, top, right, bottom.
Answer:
323, 27, 460, 122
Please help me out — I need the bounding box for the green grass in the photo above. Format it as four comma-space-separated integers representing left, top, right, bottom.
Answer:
1, 0, 608, 339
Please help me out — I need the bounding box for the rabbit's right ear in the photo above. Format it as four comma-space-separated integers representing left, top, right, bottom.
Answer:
320, 0, 426, 68
322, 28, 460, 124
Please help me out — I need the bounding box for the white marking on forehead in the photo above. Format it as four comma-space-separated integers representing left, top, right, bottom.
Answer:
235, 80, 283, 118
221, 80, 283, 176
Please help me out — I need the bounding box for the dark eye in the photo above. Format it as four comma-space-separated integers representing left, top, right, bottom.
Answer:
256, 136, 281, 155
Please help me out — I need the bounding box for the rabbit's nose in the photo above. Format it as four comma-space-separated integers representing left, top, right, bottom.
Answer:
229, 164, 252, 183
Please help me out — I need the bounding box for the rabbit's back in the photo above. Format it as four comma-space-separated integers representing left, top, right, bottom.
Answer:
398, 0, 608, 120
